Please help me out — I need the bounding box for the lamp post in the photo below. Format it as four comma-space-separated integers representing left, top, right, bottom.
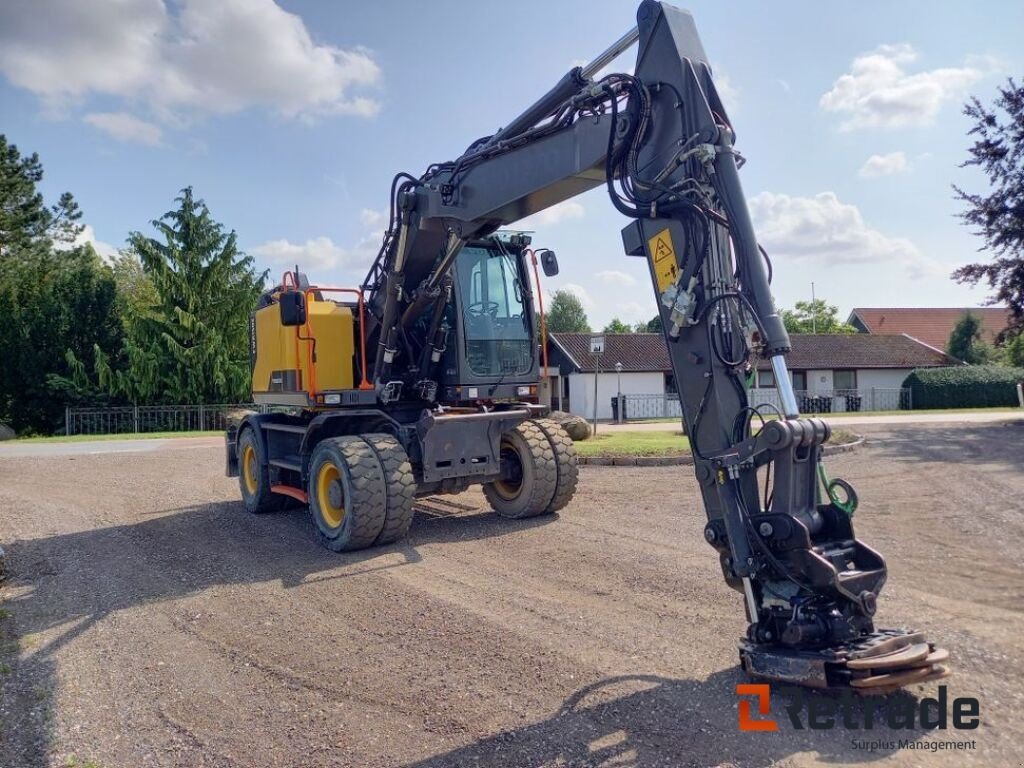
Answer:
615, 361, 623, 424
590, 335, 604, 434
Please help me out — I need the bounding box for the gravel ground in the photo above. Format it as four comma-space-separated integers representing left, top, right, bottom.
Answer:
0, 421, 1022, 768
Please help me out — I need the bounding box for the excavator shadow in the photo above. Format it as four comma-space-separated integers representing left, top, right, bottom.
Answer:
0, 498, 555, 766
403, 672, 927, 767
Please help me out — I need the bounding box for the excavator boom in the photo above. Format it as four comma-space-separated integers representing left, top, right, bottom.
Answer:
355, 0, 951, 692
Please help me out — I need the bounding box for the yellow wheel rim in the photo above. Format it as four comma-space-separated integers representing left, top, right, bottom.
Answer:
316, 462, 345, 528
242, 444, 258, 495
493, 437, 524, 501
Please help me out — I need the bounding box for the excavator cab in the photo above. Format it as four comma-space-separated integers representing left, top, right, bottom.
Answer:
438, 240, 539, 404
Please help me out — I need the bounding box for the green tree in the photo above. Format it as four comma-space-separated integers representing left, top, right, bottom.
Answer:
49, 191, 84, 244
953, 78, 1024, 338
110, 250, 158, 323
96, 188, 266, 404
0, 136, 121, 434
603, 317, 633, 333
781, 299, 856, 334
1004, 332, 1024, 368
643, 314, 663, 333
0, 245, 123, 433
0, 135, 83, 257
546, 289, 590, 333
946, 312, 994, 364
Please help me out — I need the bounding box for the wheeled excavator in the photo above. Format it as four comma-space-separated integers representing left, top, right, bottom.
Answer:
226, 1, 951, 693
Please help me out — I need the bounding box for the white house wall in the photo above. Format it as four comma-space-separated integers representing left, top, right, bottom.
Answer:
748, 367, 915, 412
566, 370, 665, 420
807, 369, 833, 393
857, 369, 913, 390
565, 367, 917, 419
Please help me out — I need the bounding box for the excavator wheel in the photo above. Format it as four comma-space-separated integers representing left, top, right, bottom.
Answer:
361, 433, 416, 545
483, 421, 557, 519
531, 418, 579, 513
307, 436, 387, 552
237, 427, 289, 514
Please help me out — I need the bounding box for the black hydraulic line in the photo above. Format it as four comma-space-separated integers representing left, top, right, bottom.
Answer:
484, 67, 589, 148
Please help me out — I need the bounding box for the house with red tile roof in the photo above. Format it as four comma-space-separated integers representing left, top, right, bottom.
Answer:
846, 307, 1010, 351
546, 332, 955, 419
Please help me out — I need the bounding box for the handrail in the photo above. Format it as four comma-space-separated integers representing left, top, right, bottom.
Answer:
527, 249, 549, 378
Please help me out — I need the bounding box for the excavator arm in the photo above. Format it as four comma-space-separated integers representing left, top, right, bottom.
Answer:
361, 0, 950, 692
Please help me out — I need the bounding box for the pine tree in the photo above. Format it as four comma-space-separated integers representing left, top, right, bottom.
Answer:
0, 135, 48, 257
49, 191, 84, 244
0, 135, 84, 256
97, 188, 266, 404
953, 78, 1024, 337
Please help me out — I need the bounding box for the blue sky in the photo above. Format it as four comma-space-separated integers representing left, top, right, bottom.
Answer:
2, 0, 1021, 329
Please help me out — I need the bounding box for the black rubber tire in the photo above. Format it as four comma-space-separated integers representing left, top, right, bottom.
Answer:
483, 420, 557, 519
307, 436, 387, 552
531, 418, 579, 513
237, 427, 287, 514
362, 433, 416, 545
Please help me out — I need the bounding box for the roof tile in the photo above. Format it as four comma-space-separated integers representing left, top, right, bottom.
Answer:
848, 307, 1009, 350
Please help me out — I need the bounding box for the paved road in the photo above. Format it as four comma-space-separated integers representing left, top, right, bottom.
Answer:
0, 436, 222, 457
2, 410, 1020, 457
1, 422, 1022, 767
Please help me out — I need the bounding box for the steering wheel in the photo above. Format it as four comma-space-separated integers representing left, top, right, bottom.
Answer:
468, 300, 500, 318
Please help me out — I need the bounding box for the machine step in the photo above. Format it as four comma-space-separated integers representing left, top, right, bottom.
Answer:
262, 422, 308, 434
269, 456, 302, 473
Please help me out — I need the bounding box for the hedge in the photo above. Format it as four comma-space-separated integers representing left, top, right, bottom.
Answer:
902, 365, 1024, 409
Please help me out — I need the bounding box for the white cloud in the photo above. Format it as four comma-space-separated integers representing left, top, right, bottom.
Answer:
820, 43, 986, 130
614, 301, 650, 322
55, 224, 119, 262
84, 111, 163, 146
251, 232, 381, 276
549, 283, 594, 311
858, 151, 908, 178
749, 191, 943, 278
0, 0, 381, 126
595, 270, 636, 286
516, 200, 585, 229
359, 208, 387, 228
714, 72, 739, 114
776, 79, 792, 93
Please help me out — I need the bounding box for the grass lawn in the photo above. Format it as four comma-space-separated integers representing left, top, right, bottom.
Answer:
574, 427, 859, 457
14, 430, 222, 443
575, 431, 690, 457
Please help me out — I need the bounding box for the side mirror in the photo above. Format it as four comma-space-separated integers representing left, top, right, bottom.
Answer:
540, 249, 559, 277
279, 291, 307, 327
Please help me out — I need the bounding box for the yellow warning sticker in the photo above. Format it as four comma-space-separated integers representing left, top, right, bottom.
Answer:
647, 228, 679, 292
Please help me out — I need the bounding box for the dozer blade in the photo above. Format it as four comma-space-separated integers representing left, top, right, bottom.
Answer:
739, 628, 952, 694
